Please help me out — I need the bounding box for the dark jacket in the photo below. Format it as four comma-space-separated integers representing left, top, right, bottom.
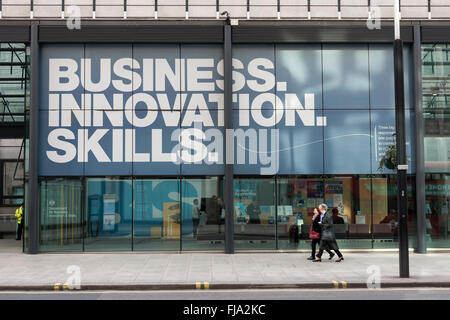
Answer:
320, 210, 336, 241
312, 214, 322, 233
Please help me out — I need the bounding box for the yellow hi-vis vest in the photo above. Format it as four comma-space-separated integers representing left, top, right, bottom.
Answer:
15, 206, 23, 225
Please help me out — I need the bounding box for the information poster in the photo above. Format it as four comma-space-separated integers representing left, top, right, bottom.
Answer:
103, 199, 116, 231
325, 181, 343, 194
307, 181, 324, 198
163, 202, 180, 239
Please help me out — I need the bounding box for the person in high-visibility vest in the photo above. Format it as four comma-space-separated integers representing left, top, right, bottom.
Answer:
15, 205, 23, 240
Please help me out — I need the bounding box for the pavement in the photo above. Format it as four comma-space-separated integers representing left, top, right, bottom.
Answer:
1, 245, 450, 291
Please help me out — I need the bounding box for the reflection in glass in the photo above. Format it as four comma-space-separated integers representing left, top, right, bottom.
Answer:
133, 179, 180, 251
277, 177, 323, 250
85, 178, 132, 251
39, 178, 83, 251
421, 43, 449, 248
424, 173, 449, 248
327, 175, 372, 249
181, 177, 224, 250
234, 178, 276, 249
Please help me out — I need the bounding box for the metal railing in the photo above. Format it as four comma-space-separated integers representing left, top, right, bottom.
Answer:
0, 0, 447, 20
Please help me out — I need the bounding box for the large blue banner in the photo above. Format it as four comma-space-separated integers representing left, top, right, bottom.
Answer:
39, 44, 415, 176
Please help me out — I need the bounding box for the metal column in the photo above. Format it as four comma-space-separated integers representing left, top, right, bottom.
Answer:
224, 17, 234, 254
27, 23, 39, 254
413, 25, 427, 254
394, 0, 409, 278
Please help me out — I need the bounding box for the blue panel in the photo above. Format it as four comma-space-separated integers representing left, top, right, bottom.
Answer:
133, 110, 181, 175
323, 44, 370, 109
84, 44, 133, 176
276, 44, 322, 110
276, 45, 323, 175
181, 44, 223, 110
39, 108, 84, 176
84, 111, 133, 176
85, 178, 132, 251
324, 110, 371, 174
371, 109, 416, 174
233, 108, 278, 175
40, 44, 84, 110
180, 109, 224, 175
369, 44, 414, 109
133, 44, 180, 111
180, 45, 224, 175
277, 109, 324, 175
232, 44, 276, 110
369, 44, 395, 109
39, 44, 85, 176
133, 179, 180, 240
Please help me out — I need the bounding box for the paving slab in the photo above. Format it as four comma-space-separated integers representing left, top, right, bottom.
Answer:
0, 251, 450, 290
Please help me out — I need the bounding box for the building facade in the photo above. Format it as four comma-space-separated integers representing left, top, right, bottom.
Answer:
0, 0, 448, 253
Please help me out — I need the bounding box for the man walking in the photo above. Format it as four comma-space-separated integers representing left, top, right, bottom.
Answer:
313, 204, 344, 262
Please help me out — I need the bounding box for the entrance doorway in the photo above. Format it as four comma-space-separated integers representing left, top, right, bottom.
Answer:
0, 42, 28, 253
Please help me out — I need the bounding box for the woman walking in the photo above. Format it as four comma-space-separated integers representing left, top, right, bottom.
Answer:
313, 204, 344, 262
307, 207, 333, 260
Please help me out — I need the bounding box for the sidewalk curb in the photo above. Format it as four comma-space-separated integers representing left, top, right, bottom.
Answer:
1, 282, 450, 291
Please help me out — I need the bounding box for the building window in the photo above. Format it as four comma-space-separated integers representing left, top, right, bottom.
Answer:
2, 160, 23, 205
422, 44, 450, 248
234, 177, 277, 250
181, 177, 224, 251
39, 178, 83, 252
85, 177, 132, 252
133, 178, 180, 251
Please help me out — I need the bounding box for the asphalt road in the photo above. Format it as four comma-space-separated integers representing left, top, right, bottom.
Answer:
0, 288, 450, 300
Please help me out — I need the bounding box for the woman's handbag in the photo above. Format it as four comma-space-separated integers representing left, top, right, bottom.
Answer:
309, 224, 320, 239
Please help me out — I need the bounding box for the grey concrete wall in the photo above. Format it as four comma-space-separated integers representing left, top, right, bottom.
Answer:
1, 0, 449, 19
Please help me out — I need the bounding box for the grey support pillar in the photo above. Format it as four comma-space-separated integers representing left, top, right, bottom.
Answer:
224, 17, 234, 254
413, 25, 427, 254
27, 23, 39, 254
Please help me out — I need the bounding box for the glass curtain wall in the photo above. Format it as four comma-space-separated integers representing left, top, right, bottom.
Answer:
36, 42, 420, 252
276, 175, 416, 250
422, 44, 450, 248
38, 175, 416, 252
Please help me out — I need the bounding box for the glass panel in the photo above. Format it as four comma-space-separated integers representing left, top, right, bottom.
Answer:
84, 44, 133, 176
425, 173, 450, 248
322, 44, 369, 109
3, 161, 24, 205
323, 110, 371, 174
133, 178, 180, 251
324, 176, 372, 249
181, 177, 225, 250
39, 44, 84, 176
85, 178, 132, 251
132, 44, 181, 176
277, 176, 322, 250
39, 178, 83, 252
234, 177, 276, 250
369, 44, 395, 108
0, 43, 27, 123
372, 175, 417, 249
421, 43, 450, 248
